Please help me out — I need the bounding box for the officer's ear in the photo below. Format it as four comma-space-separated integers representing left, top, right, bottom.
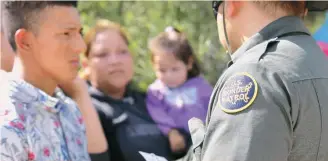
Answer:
304, 8, 308, 16
225, 1, 243, 18
302, 8, 308, 18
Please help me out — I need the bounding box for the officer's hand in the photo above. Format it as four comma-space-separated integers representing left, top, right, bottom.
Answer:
168, 129, 186, 152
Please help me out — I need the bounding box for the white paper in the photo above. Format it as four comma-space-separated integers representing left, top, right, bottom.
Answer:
139, 151, 168, 161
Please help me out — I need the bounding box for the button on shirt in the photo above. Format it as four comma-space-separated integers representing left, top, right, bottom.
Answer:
0, 75, 90, 161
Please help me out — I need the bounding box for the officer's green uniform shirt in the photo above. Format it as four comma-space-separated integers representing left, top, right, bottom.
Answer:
189, 16, 328, 161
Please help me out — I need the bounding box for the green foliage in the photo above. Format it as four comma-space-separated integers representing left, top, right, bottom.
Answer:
78, 1, 325, 91
78, 1, 227, 91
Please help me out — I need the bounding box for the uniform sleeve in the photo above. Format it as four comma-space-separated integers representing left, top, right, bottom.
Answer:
0, 125, 28, 161
146, 88, 177, 135
202, 64, 294, 161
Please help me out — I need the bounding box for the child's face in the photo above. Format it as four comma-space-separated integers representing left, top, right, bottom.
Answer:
153, 52, 190, 88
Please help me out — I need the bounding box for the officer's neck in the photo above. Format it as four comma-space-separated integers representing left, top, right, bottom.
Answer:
238, 5, 292, 45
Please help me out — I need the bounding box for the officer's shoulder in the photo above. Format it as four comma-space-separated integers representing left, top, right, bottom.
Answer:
238, 36, 304, 70
235, 37, 324, 81
263, 36, 328, 80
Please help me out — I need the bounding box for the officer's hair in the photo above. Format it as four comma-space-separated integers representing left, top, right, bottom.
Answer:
253, 1, 306, 17
148, 28, 201, 79
1, 1, 78, 51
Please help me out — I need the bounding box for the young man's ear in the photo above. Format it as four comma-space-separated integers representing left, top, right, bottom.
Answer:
15, 29, 33, 52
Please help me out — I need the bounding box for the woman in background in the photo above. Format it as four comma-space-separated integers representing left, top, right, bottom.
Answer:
83, 19, 173, 161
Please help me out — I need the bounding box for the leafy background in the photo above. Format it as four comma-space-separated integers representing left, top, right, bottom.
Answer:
78, 1, 326, 91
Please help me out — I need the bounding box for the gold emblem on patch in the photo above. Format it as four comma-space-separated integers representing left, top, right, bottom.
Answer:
218, 72, 258, 113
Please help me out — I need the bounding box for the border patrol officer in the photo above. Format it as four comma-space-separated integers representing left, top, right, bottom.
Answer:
188, 1, 328, 161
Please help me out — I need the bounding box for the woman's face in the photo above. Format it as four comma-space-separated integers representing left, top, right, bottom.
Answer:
88, 29, 134, 93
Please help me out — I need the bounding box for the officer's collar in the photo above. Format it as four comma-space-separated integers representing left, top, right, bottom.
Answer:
230, 16, 310, 64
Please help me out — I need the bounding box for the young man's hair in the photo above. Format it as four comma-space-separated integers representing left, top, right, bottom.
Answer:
253, 1, 307, 18
1, 1, 78, 51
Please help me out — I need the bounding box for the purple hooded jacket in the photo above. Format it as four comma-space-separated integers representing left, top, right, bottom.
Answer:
146, 76, 213, 135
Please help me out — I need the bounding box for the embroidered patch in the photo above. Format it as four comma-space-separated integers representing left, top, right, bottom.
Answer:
218, 72, 258, 113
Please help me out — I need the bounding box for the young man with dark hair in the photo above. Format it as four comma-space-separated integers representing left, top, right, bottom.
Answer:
0, 1, 107, 160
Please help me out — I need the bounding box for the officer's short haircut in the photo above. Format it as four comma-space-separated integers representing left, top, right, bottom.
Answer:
1, 1, 78, 51
253, 1, 306, 17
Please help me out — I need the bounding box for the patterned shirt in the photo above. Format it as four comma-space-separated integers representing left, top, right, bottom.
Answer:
0, 74, 90, 161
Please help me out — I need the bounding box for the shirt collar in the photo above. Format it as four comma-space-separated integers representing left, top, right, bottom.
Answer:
231, 16, 310, 64
8, 76, 62, 113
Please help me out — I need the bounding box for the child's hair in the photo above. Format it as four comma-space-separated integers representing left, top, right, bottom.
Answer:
148, 26, 201, 79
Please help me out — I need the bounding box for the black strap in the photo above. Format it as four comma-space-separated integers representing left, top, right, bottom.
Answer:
277, 31, 310, 39
89, 151, 110, 161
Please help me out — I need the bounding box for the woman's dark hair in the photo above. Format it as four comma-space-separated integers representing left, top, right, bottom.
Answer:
148, 26, 201, 79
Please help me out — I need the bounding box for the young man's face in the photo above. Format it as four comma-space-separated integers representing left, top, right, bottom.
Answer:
30, 6, 86, 83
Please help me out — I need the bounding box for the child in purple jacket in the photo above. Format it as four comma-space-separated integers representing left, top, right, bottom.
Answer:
146, 27, 213, 158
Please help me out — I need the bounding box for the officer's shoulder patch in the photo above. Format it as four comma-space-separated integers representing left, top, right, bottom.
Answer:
218, 72, 258, 114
